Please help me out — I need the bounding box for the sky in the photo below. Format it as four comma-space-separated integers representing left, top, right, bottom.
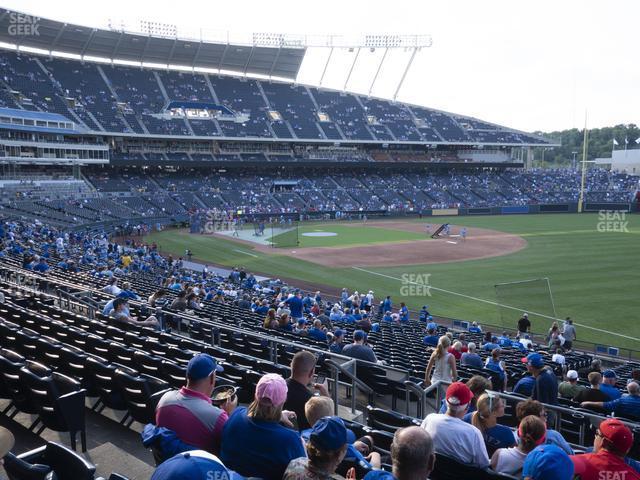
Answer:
3, 0, 639, 133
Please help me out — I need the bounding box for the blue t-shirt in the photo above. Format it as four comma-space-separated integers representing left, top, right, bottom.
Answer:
423, 335, 439, 347
513, 376, 536, 397
286, 296, 304, 319
220, 407, 305, 480
533, 369, 559, 405
463, 413, 516, 453
483, 342, 500, 351
543, 429, 574, 455
307, 328, 327, 342
600, 384, 622, 401
485, 358, 506, 380
603, 394, 640, 420
516, 428, 573, 455
460, 352, 483, 368
382, 299, 392, 312
364, 471, 395, 480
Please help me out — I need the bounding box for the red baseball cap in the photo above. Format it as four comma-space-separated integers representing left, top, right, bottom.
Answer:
599, 419, 633, 453
445, 382, 473, 406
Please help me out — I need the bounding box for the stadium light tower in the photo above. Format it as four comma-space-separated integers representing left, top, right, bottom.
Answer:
292, 33, 432, 96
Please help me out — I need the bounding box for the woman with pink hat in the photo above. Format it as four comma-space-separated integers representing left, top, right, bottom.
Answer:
220, 373, 305, 480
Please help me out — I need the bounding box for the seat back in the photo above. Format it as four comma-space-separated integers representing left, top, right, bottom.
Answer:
43, 442, 96, 480
0, 349, 25, 398
160, 361, 186, 389
366, 405, 420, 433
431, 453, 517, 480
3, 451, 54, 480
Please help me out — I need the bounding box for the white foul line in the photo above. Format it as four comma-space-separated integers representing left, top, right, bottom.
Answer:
233, 249, 258, 258
352, 266, 640, 342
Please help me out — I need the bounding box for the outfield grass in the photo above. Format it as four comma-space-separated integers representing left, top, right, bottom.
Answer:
270, 223, 427, 248
146, 213, 640, 351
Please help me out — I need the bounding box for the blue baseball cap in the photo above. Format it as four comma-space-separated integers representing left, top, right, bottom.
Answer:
186, 354, 223, 380
603, 370, 617, 379
522, 444, 573, 480
427, 322, 437, 331
353, 330, 366, 341
151, 450, 242, 480
310, 416, 347, 451
522, 353, 545, 368
334, 329, 345, 338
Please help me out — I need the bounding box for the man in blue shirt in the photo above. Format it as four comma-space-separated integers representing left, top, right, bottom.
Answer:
468, 321, 482, 333
117, 282, 140, 301
483, 336, 500, 352
302, 293, 313, 312
329, 330, 345, 354
581, 381, 640, 420
285, 291, 304, 320
423, 327, 439, 347
524, 353, 558, 406
419, 305, 430, 322
513, 374, 536, 397
32, 258, 49, 273
307, 320, 328, 342
497, 332, 511, 348
382, 296, 392, 314
600, 370, 623, 401
398, 303, 409, 322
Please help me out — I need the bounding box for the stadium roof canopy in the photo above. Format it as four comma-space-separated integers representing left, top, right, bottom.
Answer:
0, 7, 306, 79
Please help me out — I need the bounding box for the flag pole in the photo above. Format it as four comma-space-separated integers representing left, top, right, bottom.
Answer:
577, 111, 588, 213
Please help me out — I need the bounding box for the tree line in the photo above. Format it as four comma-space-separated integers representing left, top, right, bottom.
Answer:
531, 124, 640, 167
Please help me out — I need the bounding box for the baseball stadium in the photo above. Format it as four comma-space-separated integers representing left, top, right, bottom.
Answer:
0, 2, 638, 480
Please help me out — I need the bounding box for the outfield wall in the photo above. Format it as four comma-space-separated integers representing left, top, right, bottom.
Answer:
197, 201, 637, 223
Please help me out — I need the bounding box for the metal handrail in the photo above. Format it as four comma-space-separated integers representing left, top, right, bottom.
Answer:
325, 358, 374, 415
404, 380, 427, 418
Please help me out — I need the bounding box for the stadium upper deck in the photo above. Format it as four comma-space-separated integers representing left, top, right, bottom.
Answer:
0, 7, 553, 150
0, 48, 551, 146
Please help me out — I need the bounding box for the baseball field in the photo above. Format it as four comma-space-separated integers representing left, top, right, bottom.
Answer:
145, 213, 640, 352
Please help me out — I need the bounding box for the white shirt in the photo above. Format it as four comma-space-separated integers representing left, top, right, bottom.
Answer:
519, 338, 533, 349
102, 285, 122, 296
552, 353, 566, 365
493, 447, 527, 476
421, 413, 489, 468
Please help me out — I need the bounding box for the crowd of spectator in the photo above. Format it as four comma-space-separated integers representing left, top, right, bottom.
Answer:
4, 166, 635, 229
0, 214, 638, 479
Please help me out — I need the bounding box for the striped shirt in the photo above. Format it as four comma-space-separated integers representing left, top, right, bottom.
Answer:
156, 387, 228, 454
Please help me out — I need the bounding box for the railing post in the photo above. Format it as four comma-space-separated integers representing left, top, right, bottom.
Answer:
332, 366, 339, 416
